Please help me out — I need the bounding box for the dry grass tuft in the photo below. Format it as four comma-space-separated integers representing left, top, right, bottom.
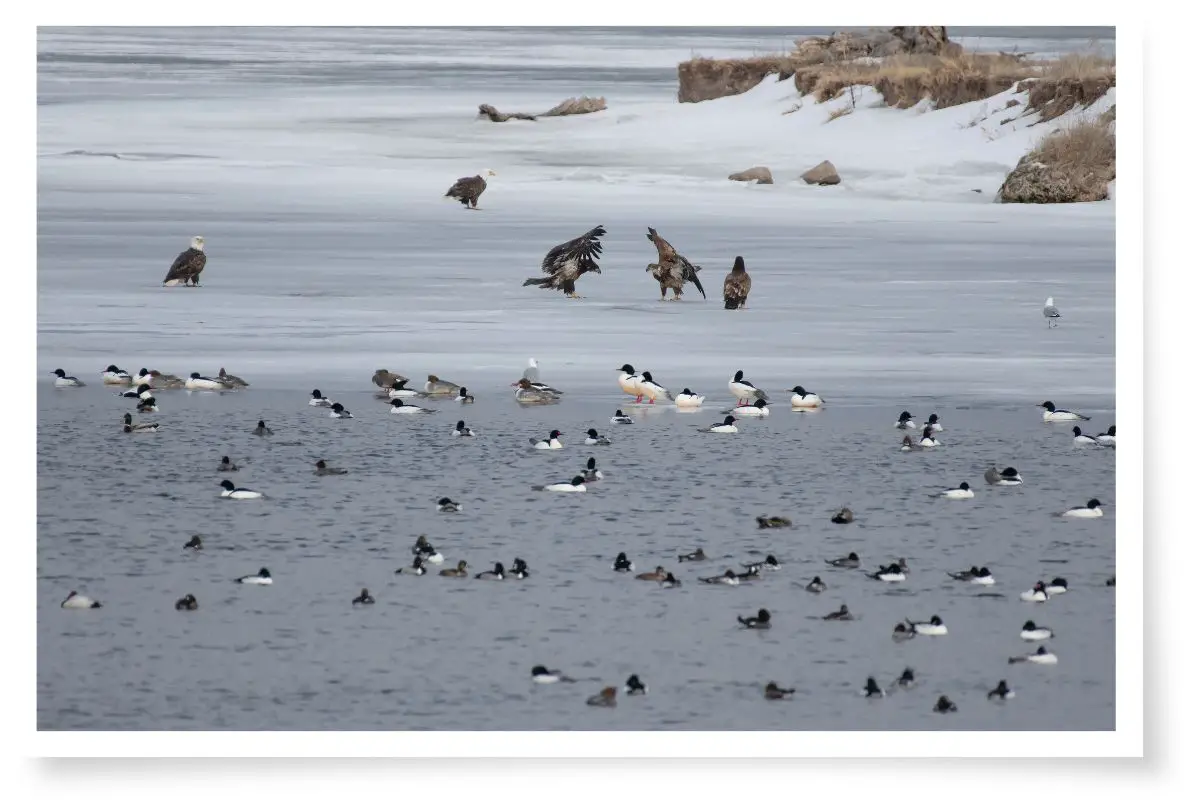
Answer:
825, 106, 854, 123
997, 115, 1115, 203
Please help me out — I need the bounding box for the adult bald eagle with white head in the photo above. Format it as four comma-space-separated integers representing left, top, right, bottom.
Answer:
444, 170, 496, 209
523, 226, 606, 299
645, 227, 705, 301
162, 236, 206, 287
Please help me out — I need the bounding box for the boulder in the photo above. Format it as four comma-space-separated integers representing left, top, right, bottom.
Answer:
728, 167, 774, 185
800, 160, 841, 186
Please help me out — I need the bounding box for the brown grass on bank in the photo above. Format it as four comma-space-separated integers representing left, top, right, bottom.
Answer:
1035, 115, 1115, 174
998, 114, 1115, 203
825, 105, 853, 123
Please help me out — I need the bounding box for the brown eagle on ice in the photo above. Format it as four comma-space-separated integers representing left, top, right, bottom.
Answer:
444, 169, 496, 209
522, 225, 606, 299
162, 236, 206, 287
645, 227, 705, 301
723, 256, 751, 310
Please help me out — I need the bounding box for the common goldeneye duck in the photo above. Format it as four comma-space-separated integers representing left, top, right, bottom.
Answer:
939, 482, 974, 499
871, 564, 906, 582
892, 623, 916, 641
1009, 646, 1058, 665
737, 608, 771, 629
764, 682, 795, 700
437, 497, 463, 512
919, 427, 941, 448
948, 566, 995, 585
183, 535, 203, 551
727, 398, 769, 417
906, 615, 948, 636
635, 371, 673, 404
236, 568, 272, 585
417, 541, 445, 564
1040, 401, 1090, 422
862, 677, 886, 698
136, 396, 158, 413
309, 389, 333, 407
533, 475, 587, 493
611, 409, 633, 424
1046, 577, 1069, 595
509, 558, 530, 579
616, 364, 644, 401
984, 466, 1023, 485
52, 368, 85, 387
674, 388, 705, 408
825, 552, 860, 569
388, 379, 424, 399
1021, 620, 1054, 641
1106, 575, 1116, 587
396, 556, 427, 576
584, 428, 611, 446
742, 554, 781, 571
805, 576, 826, 593
586, 687, 618, 707
895, 558, 911, 574
895, 410, 916, 429
1097, 425, 1116, 447
531, 665, 575, 684
329, 403, 355, 418
736, 565, 762, 581
352, 588, 375, 606
452, 420, 476, 437
185, 372, 225, 391
423, 374, 461, 396
900, 435, 914, 452
613, 552, 634, 572
438, 560, 470, 578
925, 413, 943, 432
101, 365, 132, 385
61, 590, 101, 609
933, 696, 958, 713
677, 548, 707, 562
219, 479, 263, 500
1020, 581, 1049, 602
174, 593, 199, 611
823, 604, 853, 621
1060, 498, 1103, 518
728, 370, 768, 406
122, 412, 159, 433
531, 430, 563, 450
1072, 426, 1099, 446
253, 420, 273, 436
625, 674, 647, 695
988, 680, 1016, 701
831, 507, 854, 524
315, 460, 347, 476
893, 668, 917, 690
581, 457, 604, 482
635, 566, 667, 581
455, 387, 475, 404
218, 456, 238, 472
756, 515, 792, 529
789, 385, 823, 409
475, 562, 505, 580
703, 415, 738, 433
661, 572, 681, 588
217, 368, 249, 389
700, 569, 739, 586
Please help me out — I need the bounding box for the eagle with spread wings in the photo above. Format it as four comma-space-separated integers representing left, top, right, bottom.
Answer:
522, 225, 606, 299
645, 227, 705, 301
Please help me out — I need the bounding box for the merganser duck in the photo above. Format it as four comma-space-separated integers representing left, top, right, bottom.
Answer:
611, 410, 633, 424
636, 372, 673, 404
939, 482, 974, 499
823, 604, 853, 621
1096, 425, 1116, 447
475, 562, 505, 580
728, 398, 769, 417
616, 364, 644, 402
1072, 426, 1099, 446
101, 365, 132, 385
703, 415, 738, 433
925, 413, 943, 432
1040, 401, 1090, 422
635, 566, 666, 581
677, 548, 707, 562
581, 457, 603, 482
235, 568, 272, 585
423, 374, 461, 396
217, 368, 248, 389
136, 396, 158, 414
388, 379, 426, 399
530, 430, 563, 449
439, 560, 469, 578
892, 623, 916, 642
985, 466, 1023, 485
584, 428, 611, 446
789, 385, 823, 409
61, 590, 101, 609
512, 378, 560, 405
1020, 620, 1054, 641
737, 608, 771, 629
764, 682, 795, 700
625, 675, 647, 695
831, 507, 854, 524
219, 480, 263, 499
871, 564, 906, 582
934, 696, 958, 713
520, 360, 563, 396
133, 368, 155, 387
805, 577, 826, 593
947, 566, 995, 585
396, 556, 427, 576
253, 420, 273, 436
919, 426, 941, 447
586, 687, 618, 707
700, 569, 740, 586
1009, 646, 1058, 665
988, 680, 1016, 701
122, 412, 159, 433
1020, 581, 1049, 602
175, 594, 199, 611
148, 370, 186, 389
455, 387, 474, 404
218, 456, 238, 472
185, 372, 225, 391
675, 388, 705, 408
741, 555, 781, 571
895, 411, 916, 429
309, 390, 333, 407
862, 677, 886, 698
531, 665, 575, 684
900, 435, 914, 452
509, 558, 530, 579
661, 572, 681, 588
325, 403, 351, 419
437, 497, 462, 512
533, 475, 586, 493
52, 368, 85, 387
728, 370, 768, 406
756, 516, 791, 529
1046, 577, 1069, 595
373, 369, 406, 391
613, 552, 634, 572
183, 535, 203, 551
451, 420, 476, 438
315, 460, 347, 476
117, 385, 144, 398
390, 399, 434, 415
825, 552, 860, 569
906, 615, 948, 635
1060, 498, 1103, 518
352, 588, 374, 606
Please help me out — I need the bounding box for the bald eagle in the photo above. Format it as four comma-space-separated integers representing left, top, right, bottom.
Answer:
723, 256, 751, 310
645, 227, 705, 301
444, 170, 496, 209
522, 226, 606, 299
162, 236, 206, 287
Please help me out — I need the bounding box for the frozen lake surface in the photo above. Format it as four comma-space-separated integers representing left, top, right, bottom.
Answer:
37, 26, 1116, 730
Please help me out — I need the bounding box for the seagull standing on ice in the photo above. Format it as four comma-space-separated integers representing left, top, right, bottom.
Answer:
1043, 297, 1060, 329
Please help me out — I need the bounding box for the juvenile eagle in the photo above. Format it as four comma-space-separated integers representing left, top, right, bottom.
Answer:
523, 225, 606, 299
162, 236, 206, 287
644, 227, 705, 301
723, 256, 751, 310
444, 170, 496, 209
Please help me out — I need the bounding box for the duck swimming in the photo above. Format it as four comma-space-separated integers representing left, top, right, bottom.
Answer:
1060, 499, 1103, 518
533, 475, 587, 493
924, 413, 943, 432
984, 466, 1023, 485
933, 696, 958, 713
314, 460, 347, 476
174, 594, 199, 611
390, 399, 435, 415
611, 409, 633, 424
862, 677, 885, 698
219, 480, 263, 499
218, 456, 239, 472
388, 379, 426, 399
677, 548, 707, 562
455, 387, 475, 404
235, 568, 272, 585
1040, 401, 1090, 422
625, 675, 647, 695
183, 535, 203, 551
825, 552, 860, 569
939, 482, 974, 499
1009, 646, 1058, 665
831, 507, 854, 524
805, 577, 826, 593
352, 588, 375, 606
309, 389, 333, 407
586, 687, 618, 707
727, 398, 769, 417
475, 562, 505, 580
584, 428, 611, 446
101, 365, 132, 385
756, 516, 791, 529
61, 590, 101, 609
329, 403, 355, 419
531, 665, 575, 685
612, 552, 634, 573
764, 682, 795, 700
988, 680, 1016, 701
635, 566, 666, 582
737, 608, 771, 629
895, 411, 915, 429
52, 368, 85, 387
253, 420, 273, 436
530, 430, 563, 450
512, 378, 561, 405
823, 604, 853, 621
1020, 620, 1054, 641
789, 385, 823, 409
741, 555, 781, 571
947, 566, 994, 585
439, 560, 469, 578
185, 372, 225, 391
396, 556, 427, 576
437, 497, 463, 512
1019, 581, 1049, 603
122, 412, 159, 433
581, 457, 603, 482
217, 368, 249, 389
900, 435, 914, 452
906, 615, 948, 636
674, 388, 705, 408
703, 415, 738, 433
699, 569, 740, 586
452, 420, 476, 437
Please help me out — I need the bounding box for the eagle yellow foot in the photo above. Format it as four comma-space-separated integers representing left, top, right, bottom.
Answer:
567, 293, 585, 299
